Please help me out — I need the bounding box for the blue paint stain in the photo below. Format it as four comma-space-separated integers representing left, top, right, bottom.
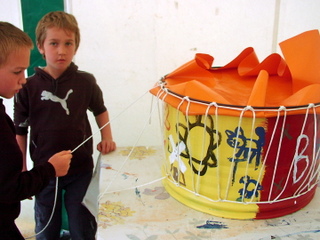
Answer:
280, 229, 320, 238
197, 220, 228, 229
135, 187, 141, 198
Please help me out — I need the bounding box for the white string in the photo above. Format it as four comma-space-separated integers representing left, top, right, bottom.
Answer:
25, 90, 151, 239
212, 103, 221, 201
165, 174, 315, 204
154, 87, 169, 180
25, 177, 59, 239
242, 107, 257, 203
26, 81, 320, 239
294, 104, 317, 195
98, 90, 160, 202
172, 96, 188, 187
309, 104, 320, 186
195, 103, 215, 196
224, 106, 252, 200
155, 83, 320, 205
99, 176, 166, 195
149, 86, 320, 204
265, 106, 286, 202
153, 81, 320, 113
183, 98, 198, 194
72, 90, 151, 153
268, 107, 288, 202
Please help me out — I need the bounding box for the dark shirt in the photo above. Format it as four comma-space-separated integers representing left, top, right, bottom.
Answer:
14, 63, 107, 175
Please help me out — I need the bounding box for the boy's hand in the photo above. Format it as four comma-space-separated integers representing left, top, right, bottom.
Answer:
97, 139, 116, 154
48, 150, 72, 177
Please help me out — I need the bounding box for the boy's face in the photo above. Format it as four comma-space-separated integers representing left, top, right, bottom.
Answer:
0, 48, 29, 99
38, 27, 76, 78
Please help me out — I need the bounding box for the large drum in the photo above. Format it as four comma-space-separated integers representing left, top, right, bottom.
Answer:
150, 30, 320, 219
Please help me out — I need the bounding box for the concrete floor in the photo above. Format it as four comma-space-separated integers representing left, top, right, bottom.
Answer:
17, 146, 320, 240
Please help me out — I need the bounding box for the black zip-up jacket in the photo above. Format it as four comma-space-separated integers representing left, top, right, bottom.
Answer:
14, 63, 107, 175
0, 99, 55, 238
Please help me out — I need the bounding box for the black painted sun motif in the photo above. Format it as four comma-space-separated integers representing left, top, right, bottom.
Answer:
176, 115, 222, 176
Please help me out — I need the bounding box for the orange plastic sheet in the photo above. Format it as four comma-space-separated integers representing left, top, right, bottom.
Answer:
150, 30, 320, 117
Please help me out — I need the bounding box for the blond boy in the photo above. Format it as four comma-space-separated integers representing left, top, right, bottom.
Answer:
0, 21, 71, 240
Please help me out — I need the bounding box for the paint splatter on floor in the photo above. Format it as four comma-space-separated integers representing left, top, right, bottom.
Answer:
119, 146, 157, 160
98, 201, 136, 229
143, 186, 170, 200
197, 220, 228, 229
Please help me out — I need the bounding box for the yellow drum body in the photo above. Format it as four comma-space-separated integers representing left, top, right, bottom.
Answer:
161, 104, 319, 219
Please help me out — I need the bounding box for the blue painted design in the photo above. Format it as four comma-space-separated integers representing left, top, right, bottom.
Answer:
237, 175, 263, 201
225, 126, 265, 184
196, 220, 228, 229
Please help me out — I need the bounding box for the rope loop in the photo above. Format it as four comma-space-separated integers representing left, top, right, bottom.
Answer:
244, 105, 254, 111
308, 103, 315, 109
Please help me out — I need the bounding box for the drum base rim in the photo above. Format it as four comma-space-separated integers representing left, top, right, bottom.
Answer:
162, 177, 317, 220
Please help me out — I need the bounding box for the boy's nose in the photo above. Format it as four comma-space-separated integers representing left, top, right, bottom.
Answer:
58, 46, 66, 55
20, 76, 27, 85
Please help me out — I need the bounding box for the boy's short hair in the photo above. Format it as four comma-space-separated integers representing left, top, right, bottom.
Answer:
0, 22, 33, 67
36, 11, 80, 52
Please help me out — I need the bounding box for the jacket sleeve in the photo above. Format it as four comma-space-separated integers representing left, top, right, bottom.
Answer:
14, 85, 30, 135
87, 75, 107, 116
0, 162, 56, 202
18, 163, 56, 200
0, 105, 55, 203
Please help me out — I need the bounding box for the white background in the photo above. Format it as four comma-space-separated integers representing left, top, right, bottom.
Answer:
1, 0, 320, 148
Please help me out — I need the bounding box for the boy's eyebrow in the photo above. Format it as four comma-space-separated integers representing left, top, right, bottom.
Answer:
48, 38, 75, 41
13, 66, 28, 71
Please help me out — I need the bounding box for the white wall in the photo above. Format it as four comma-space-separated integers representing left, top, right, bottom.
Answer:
276, 1, 320, 53
1, 0, 320, 148
72, 0, 277, 148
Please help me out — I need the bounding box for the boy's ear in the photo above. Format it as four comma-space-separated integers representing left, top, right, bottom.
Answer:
37, 43, 44, 54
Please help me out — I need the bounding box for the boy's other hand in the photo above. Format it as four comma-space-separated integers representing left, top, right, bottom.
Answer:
48, 150, 72, 177
97, 140, 116, 154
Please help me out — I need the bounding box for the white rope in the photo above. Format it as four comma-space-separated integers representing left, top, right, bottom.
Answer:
202, 102, 222, 200
310, 104, 320, 186
183, 98, 198, 194
72, 90, 151, 153
194, 103, 215, 196
99, 176, 166, 195
263, 106, 286, 202
172, 96, 188, 188
155, 83, 320, 205
27, 81, 320, 239
269, 107, 288, 202
165, 174, 315, 204
98, 91, 160, 201
25, 90, 151, 239
25, 178, 59, 239
294, 104, 317, 196
154, 86, 169, 176
153, 82, 320, 113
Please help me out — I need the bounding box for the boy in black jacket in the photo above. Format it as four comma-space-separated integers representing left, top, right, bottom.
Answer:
0, 21, 72, 240
14, 11, 116, 240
